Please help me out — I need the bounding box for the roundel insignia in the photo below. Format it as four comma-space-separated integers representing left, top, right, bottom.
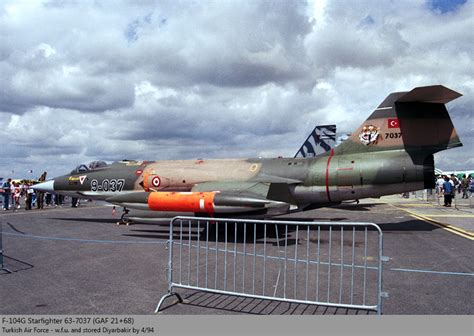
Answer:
151, 176, 161, 188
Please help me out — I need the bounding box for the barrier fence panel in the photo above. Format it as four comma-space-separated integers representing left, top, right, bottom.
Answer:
1, 221, 12, 273
0, 222, 3, 268
416, 188, 473, 208
155, 217, 387, 315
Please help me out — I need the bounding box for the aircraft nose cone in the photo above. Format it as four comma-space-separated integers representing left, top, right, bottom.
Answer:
33, 180, 55, 192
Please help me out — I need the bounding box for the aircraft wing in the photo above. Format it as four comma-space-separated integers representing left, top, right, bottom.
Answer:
192, 181, 298, 210
192, 181, 270, 196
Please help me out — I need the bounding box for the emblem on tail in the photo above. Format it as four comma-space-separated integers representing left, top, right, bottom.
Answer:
359, 125, 380, 145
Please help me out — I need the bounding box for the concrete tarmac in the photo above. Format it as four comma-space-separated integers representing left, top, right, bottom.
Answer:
0, 195, 472, 315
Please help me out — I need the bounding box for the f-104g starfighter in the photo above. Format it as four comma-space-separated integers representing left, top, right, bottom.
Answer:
34, 85, 463, 222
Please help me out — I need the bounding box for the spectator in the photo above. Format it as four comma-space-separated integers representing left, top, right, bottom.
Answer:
37, 190, 44, 209
36, 171, 47, 209
45, 192, 52, 206
436, 175, 444, 197
450, 174, 459, 194
10, 181, 15, 208
21, 182, 27, 197
442, 176, 453, 207
2, 178, 12, 210
31, 188, 37, 207
469, 177, 474, 197
25, 183, 33, 210
54, 193, 63, 207
13, 183, 21, 209
461, 174, 469, 199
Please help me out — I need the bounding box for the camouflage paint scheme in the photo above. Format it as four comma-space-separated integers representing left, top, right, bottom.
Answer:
35, 85, 463, 220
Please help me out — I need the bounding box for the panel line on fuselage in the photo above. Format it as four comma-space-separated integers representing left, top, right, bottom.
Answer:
325, 149, 335, 202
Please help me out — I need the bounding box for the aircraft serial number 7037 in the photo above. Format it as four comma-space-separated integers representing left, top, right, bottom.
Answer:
34, 85, 463, 223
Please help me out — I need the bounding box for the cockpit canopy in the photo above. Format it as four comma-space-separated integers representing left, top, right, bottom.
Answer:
70, 161, 109, 174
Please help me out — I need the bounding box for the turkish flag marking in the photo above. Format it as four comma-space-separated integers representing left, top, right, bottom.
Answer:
388, 118, 400, 128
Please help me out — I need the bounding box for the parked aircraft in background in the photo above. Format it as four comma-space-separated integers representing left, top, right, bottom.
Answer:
294, 124, 336, 158
34, 85, 463, 223
436, 169, 474, 179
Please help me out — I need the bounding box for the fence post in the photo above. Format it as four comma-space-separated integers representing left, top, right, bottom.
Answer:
154, 218, 182, 313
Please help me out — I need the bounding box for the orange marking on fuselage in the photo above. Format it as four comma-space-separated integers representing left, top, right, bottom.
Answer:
148, 192, 216, 213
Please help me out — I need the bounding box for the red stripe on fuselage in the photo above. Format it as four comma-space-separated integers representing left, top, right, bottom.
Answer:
325, 149, 335, 202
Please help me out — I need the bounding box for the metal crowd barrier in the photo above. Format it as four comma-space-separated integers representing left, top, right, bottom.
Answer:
155, 217, 387, 315
415, 189, 473, 208
1, 221, 12, 273
412, 189, 438, 203
0, 222, 3, 269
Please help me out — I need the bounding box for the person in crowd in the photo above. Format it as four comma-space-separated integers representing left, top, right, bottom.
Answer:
469, 176, 474, 198
13, 183, 21, 209
461, 174, 469, 199
36, 171, 47, 209
450, 174, 459, 194
25, 183, 33, 210
45, 192, 52, 206
442, 176, 453, 207
449, 174, 458, 204
21, 182, 27, 197
2, 178, 12, 210
10, 182, 16, 209
31, 187, 37, 207
54, 193, 63, 207
436, 175, 444, 198
36, 190, 44, 209
10, 181, 15, 208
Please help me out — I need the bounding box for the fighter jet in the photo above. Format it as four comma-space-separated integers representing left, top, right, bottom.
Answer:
34, 85, 462, 222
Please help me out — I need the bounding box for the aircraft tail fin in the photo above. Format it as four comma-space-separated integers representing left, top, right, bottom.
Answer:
38, 171, 47, 182
335, 85, 463, 156
294, 125, 336, 158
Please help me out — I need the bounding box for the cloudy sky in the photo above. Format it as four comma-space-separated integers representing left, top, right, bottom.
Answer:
1, 0, 472, 178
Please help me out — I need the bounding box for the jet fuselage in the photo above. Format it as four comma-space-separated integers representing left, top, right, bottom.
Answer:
34, 85, 463, 219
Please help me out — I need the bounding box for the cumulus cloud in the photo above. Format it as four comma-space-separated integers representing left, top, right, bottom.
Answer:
0, 0, 472, 177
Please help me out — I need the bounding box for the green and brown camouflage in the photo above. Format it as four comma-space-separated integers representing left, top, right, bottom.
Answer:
34, 85, 463, 221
